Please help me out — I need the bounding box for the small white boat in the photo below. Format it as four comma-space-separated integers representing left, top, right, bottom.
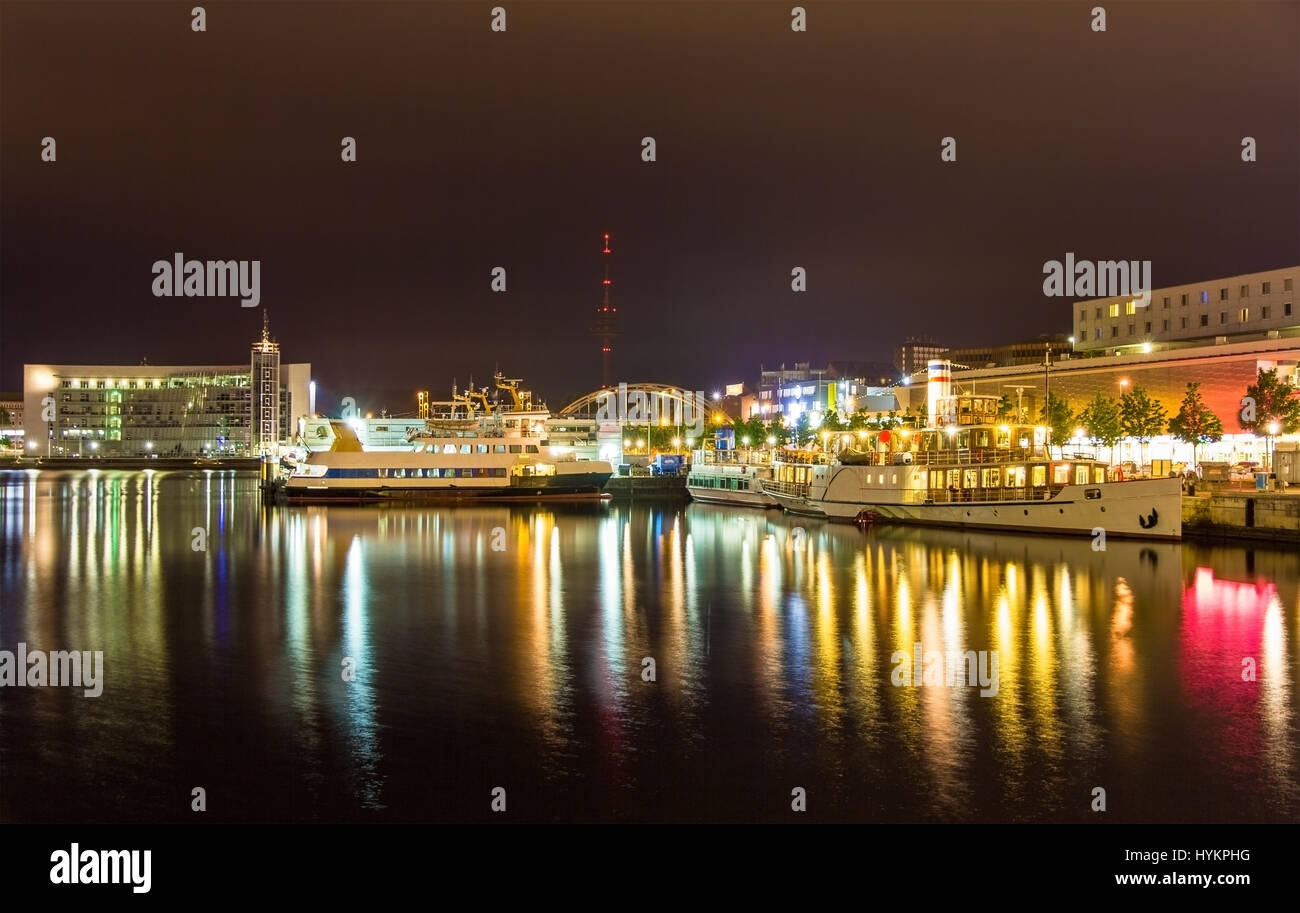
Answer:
686, 446, 778, 508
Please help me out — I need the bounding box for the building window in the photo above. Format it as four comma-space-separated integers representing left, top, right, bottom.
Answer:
1285, 278, 1293, 291
1181, 317, 1188, 329
1111, 326, 1118, 338
1109, 303, 1119, 318
1080, 310, 1086, 322
1219, 288, 1229, 301
1286, 302, 1293, 316
1200, 314, 1208, 327
1127, 323, 1135, 336
1220, 312, 1227, 325
1181, 294, 1188, 306
1162, 296, 1170, 308
1201, 291, 1209, 304
1262, 306, 1270, 319
1240, 308, 1249, 322
1095, 306, 1102, 319
1240, 284, 1249, 297
1262, 281, 1271, 294
1162, 319, 1169, 331
1095, 328, 1102, 340
1125, 300, 1136, 315
1144, 321, 1152, 333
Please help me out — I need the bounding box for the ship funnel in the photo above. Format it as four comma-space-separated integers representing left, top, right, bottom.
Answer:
927, 359, 952, 424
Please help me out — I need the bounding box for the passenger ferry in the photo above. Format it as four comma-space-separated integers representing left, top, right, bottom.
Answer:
685, 446, 777, 508
761, 363, 1181, 539
279, 375, 613, 503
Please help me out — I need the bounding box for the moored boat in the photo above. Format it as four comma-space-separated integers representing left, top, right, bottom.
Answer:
686, 446, 778, 508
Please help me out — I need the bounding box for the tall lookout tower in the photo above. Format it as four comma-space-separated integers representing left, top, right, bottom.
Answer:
251, 311, 281, 455
590, 232, 621, 389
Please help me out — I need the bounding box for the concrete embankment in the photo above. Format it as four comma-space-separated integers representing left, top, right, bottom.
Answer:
1183, 489, 1300, 542
604, 475, 689, 501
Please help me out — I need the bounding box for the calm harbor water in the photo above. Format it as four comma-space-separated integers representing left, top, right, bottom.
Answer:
1, 469, 1297, 823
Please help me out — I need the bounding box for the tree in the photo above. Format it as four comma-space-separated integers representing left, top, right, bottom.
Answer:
819, 410, 846, 434
1239, 367, 1300, 435
1167, 382, 1223, 465
0, 407, 10, 426
996, 394, 1015, 420
765, 417, 791, 447
1076, 392, 1123, 461
794, 412, 812, 447
1119, 383, 1167, 465
1038, 393, 1074, 458
848, 410, 873, 431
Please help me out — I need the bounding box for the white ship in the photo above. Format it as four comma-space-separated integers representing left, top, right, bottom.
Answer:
280, 375, 613, 503
761, 361, 1182, 540
685, 446, 778, 508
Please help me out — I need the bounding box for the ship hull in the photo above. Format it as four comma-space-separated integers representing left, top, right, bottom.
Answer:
814, 476, 1182, 540
686, 487, 777, 509
282, 472, 612, 504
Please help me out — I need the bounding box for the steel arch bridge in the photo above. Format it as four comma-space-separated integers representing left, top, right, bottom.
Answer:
558, 383, 724, 421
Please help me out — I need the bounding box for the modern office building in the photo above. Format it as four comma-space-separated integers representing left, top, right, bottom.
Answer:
753, 361, 899, 421
22, 325, 310, 456
894, 339, 950, 378
1072, 265, 1298, 354
0, 392, 22, 444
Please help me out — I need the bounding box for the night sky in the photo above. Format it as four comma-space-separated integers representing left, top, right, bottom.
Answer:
2, 2, 1297, 414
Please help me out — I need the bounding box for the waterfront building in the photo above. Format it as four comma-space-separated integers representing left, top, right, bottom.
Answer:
0, 392, 22, 444
22, 323, 309, 456
754, 361, 899, 421
1072, 265, 1297, 355
896, 337, 1299, 467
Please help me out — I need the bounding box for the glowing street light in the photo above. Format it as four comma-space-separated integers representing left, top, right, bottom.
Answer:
766, 435, 776, 446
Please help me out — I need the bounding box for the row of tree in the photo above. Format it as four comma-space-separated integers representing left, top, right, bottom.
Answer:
1040, 368, 1300, 463
609, 369, 1299, 457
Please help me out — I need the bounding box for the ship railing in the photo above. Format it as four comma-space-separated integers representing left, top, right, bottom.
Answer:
873, 447, 1053, 467
761, 478, 811, 498
903, 485, 1068, 504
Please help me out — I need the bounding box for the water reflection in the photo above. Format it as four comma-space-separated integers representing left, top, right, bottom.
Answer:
1, 470, 1297, 822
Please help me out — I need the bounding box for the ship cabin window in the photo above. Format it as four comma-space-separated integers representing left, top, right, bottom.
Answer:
378, 468, 389, 479
1031, 466, 1047, 487
877, 473, 884, 484
1053, 464, 1071, 485
1005, 466, 1026, 487
929, 470, 944, 489
442, 444, 457, 454
509, 444, 522, 453
962, 469, 978, 489
393, 468, 406, 478
892, 474, 899, 484
457, 444, 469, 454
1093, 466, 1106, 484
494, 444, 507, 453
476, 444, 488, 453
525, 445, 540, 453
1084, 488, 1102, 500
1074, 465, 1090, 485
981, 468, 1001, 488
